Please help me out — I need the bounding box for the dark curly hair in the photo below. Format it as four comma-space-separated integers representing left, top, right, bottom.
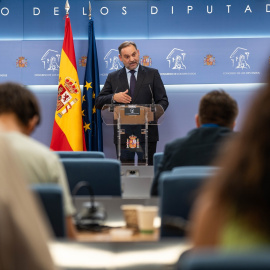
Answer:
0, 82, 41, 127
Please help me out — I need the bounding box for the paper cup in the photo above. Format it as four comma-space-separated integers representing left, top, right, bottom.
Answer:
137, 206, 158, 234
121, 204, 143, 229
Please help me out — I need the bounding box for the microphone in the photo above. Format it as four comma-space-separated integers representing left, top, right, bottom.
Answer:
110, 86, 118, 112
149, 84, 155, 112
72, 181, 106, 230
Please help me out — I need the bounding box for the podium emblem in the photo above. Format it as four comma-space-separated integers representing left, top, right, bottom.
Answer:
126, 135, 139, 149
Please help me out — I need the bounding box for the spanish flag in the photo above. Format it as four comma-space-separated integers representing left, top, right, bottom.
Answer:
50, 15, 85, 151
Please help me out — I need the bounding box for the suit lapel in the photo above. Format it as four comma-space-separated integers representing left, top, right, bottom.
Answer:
132, 65, 145, 101
118, 67, 129, 93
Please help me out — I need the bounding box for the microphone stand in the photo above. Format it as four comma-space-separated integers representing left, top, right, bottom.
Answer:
149, 85, 155, 112
72, 181, 107, 231
72, 181, 96, 213
110, 87, 118, 112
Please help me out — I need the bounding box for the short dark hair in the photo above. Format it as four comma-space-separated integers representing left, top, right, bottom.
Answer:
199, 90, 238, 127
200, 83, 270, 235
118, 41, 137, 55
0, 82, 41, 127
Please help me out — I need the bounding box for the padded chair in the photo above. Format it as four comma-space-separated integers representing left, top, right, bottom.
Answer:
31, 184, 66, 238
153, 152, 164, 176
172, 166, 219, 175
55, 151, 105, 159
178, 249, 270, 270
61, 158, 122, 196
159, 167, 217, 237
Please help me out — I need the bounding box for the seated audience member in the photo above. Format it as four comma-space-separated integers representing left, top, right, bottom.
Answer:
0, 135, 57, 270
190, 85, 270, 249
0, 82, 77, 239
151, 90, 238, 196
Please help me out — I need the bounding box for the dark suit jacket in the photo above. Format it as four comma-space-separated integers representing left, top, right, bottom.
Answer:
95, 65, 169, 143
150, 126, 234, 196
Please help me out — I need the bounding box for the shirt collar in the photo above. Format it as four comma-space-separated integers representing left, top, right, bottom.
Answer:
201, 123, 220, 128
126, 64, 139, 74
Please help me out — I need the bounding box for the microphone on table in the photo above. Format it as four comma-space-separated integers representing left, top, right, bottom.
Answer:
72, 181, 107, 231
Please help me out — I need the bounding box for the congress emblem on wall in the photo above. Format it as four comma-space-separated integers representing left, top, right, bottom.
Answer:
140, 55, 152, 67
166, 48, 186, 70
104, 49, 123, 70
16, 57, 28, 68
204, 54, 216, 66
41, 49, 60, 71
230, 47, 250, 70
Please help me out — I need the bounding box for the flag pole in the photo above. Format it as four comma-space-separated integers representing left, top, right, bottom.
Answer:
65, 0, 70, 15
89, 1, 92, 20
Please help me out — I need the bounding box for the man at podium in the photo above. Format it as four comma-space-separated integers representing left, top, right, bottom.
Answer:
96, 41, 169, 165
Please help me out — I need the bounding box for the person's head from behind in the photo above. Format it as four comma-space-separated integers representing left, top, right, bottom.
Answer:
0, 82, 40, 135
118, 41, 140, 70
200, 85, 270, 235
195, 90, 238, 130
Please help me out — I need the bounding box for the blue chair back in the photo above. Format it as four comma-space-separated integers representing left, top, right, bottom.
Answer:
31, 184, 66, 238
61, 158, 122, 196
159, 167, 216, 237
55, 151, 105, 159
172, 166, 219, 175
153, 152, 164, 176
178, 250, 270, 270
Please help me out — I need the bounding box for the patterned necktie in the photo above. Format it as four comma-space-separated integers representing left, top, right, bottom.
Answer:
129, 70, 136, 97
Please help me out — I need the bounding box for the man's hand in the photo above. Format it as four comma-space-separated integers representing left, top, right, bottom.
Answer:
113, 90, 131, 104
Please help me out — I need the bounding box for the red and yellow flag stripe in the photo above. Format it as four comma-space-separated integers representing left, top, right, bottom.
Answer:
50, 16, 85, 151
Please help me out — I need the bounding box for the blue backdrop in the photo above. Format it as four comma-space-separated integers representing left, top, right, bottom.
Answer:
1, 0, 270, 85
1, 0, 270, 39
1, 38, 269, 85
0, 0, 270, 155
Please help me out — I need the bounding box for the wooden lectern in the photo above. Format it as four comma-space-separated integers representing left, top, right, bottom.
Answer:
101, 104, 164, 165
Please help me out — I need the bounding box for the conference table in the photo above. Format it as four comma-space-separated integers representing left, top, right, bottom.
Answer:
76, 227, 160, 242
49, 196, 192, 269
73, 196, 160, 242
49, 239, 191, 270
